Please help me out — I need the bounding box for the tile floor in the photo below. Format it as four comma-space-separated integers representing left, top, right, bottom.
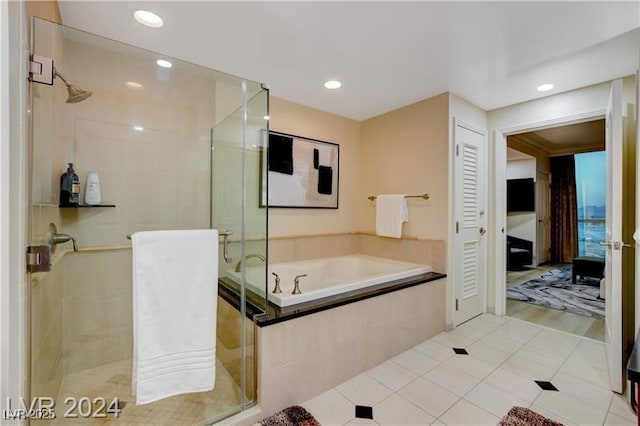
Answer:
301, 314, 635, 425
46, 358, 242, 425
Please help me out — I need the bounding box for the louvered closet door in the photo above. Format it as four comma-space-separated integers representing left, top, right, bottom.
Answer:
453, 120, 487, 325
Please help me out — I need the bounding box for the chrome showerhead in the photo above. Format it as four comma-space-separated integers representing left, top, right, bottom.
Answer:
54, 70, 92, 104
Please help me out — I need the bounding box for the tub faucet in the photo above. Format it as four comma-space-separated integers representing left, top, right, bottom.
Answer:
271, 272, 282, 294
292, 274, 307, 295
234, 253, 266, 272
48, 222, 78, 252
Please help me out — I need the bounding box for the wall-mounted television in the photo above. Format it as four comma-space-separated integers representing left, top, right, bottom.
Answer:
507, 178, 535, 212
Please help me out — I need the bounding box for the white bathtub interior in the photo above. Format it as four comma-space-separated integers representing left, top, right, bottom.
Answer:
226, 254, 432, 307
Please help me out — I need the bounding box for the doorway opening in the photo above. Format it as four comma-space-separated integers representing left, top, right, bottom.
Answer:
503, 120, 606, 341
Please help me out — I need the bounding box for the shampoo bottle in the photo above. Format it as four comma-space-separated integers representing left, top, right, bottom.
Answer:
84, 172, 101, 205
59, 163, 80, 207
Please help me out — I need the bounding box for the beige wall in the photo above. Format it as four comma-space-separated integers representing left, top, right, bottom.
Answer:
26, 0, 62, 24
268, 97, 362, 238
360, 93, 450, 240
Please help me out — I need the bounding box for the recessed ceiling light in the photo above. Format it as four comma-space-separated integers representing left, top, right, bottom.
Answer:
156, 59, 173, 69
133, 10, 163, 28
324, 80, 342, 90
125, 81, 144, 90
133, 125, 144, 132
537, 83, 554, 92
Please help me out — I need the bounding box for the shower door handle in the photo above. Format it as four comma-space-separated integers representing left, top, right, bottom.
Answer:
219, 230, 233, 263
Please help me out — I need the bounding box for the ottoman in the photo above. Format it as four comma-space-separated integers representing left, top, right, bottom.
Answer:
572, 256, 605, 283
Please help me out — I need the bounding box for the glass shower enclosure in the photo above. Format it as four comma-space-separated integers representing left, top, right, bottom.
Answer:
27, 17, 268, 424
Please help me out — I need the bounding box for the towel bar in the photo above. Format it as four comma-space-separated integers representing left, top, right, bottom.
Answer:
368, 193, 430, 202
128, 231, 234, 263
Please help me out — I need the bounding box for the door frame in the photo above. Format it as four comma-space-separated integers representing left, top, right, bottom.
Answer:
492, 110, 605, 316
1, 0, 29, 411
536, 169, 551, 265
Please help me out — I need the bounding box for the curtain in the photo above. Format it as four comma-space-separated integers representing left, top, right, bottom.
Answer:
550, 155, 579, 263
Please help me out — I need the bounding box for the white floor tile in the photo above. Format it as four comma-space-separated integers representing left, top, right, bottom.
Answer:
423, 364, 481, 397
524, 336, 580, 361
551, 371, 613, 411
413, 340, 455, 362
373, 394, 435, 426
514, 344, 567, 371
479, 313, 511, 324
608, 393, 637, 423
534, 389, 608, 425
490, 319, 543, 343
604, 411, 636, 425
397, 377, 459, 418
345, 417, 379, 425
439, 399, 500, 426
449, 322, 493, 341
464, 382, 530, 418
501, 355, 557, 380
466, 341, 512, 366
392, 349, 440, 375
483, 367, 542, 403
558, 356, 610, 389
302, 389, 355, 426
439, 354, 496, 380
431, 331, 475, 349
571, 338, 608, 367
479, 332, 526, 353
530, 404, 576, 425
531, 329, 582, 355
336, 373, 394, 406
366, 360, 418, 391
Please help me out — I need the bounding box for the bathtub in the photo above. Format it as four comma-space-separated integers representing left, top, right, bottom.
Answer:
226, 254, 432, 307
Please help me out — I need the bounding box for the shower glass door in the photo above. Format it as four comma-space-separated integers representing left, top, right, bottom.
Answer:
27, 17, 267, 424
211, 85, 269, 410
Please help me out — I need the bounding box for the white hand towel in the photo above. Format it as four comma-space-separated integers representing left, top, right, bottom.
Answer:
375, 194, 409, 238
132, 229, 219, 405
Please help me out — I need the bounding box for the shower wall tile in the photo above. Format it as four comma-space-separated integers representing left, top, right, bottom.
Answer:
30, 260, 64, 399
62, 249, 133, 374
30, 37, 219, 250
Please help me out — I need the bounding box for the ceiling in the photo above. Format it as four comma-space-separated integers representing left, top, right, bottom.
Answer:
509, 119, 605, 156
58, 1, 640, 121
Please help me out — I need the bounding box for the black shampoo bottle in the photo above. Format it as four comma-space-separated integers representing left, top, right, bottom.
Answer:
60, 163, 80, 207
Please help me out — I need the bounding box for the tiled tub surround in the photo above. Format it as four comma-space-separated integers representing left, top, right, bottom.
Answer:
254, 277, 446, 420
268, 232, 446, 272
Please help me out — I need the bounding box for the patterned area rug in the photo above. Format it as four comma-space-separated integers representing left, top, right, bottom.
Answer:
259, 406, 320, 426
499, 406, 563, 425
506, 266, 604, 320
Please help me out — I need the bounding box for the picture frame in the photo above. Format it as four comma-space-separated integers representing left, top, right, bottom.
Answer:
261, 131, 339, 209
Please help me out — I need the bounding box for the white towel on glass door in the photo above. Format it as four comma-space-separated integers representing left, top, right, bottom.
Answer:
375, 194, 408, 238
131, 229, 218, 405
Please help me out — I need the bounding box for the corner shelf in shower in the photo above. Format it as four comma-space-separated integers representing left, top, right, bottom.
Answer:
59, 204, 116, 208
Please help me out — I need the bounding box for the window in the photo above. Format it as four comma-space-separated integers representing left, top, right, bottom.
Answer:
575, 151, 606, 258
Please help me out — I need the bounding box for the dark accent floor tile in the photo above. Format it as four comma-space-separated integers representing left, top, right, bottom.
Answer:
453, 348, 469, 355
355, 405, 373, 419
535, 380, 559, 391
